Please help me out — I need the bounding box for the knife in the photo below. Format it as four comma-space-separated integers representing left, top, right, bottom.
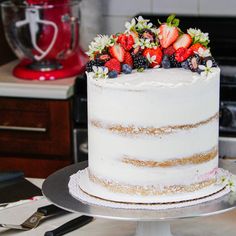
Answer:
44, 215, 94, 236
0, 204, 68, 230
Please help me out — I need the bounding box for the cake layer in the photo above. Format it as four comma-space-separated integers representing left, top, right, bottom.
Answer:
88, 68, 220, 127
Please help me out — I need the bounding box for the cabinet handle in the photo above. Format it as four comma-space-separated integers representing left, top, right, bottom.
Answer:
0, 125, 47, 132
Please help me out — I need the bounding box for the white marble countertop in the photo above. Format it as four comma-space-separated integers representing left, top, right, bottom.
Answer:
0, 61, 76, 99
0, 177, 236, 236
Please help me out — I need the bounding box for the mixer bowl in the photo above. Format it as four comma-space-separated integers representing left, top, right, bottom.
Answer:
1, 0, 87, 80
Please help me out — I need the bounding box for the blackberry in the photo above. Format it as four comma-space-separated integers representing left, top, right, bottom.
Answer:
86, 59, 104, 72
169, 55, 181, 68
187, 54, 201, 72
201, 56, 218, 67
133, 55, 149, 70
161, 55, 171, 69
181, 60, 189, 70
138, 28, 156, 42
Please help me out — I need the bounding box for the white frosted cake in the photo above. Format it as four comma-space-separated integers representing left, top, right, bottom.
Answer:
71, 15, 234, 204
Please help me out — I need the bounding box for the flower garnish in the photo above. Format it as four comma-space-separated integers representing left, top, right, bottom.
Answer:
187, 28, 210, 47
195, 47, 211, 58
133, 38, 157, 49
146, 53, 157, 64
86, 35, 115, 59
89, 66, 108, 79
135, 16, 153, 31
125, 18, 136, 33
198, 60, 214, 77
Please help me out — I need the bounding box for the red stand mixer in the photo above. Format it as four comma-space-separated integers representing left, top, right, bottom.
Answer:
1, 0, 88, 80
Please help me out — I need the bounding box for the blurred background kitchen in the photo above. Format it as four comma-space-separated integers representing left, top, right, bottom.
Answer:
0, 0, 236, 178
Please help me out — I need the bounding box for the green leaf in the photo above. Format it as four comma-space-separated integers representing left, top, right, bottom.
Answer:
137, 68, 145, 72
167, 14, 176, 24
172, 18, 180, 27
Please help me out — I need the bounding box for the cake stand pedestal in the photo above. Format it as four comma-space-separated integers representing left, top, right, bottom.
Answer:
42, 162, 236, 236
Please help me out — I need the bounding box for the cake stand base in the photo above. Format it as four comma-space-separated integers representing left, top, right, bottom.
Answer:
42, 162, 236, 236
135, 221, 172, 236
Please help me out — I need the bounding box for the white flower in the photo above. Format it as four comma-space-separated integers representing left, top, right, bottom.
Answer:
146, 53, 156, 64
198, 60, 214, 77
125, 18, 136, 33
228, 175, 236, 192
195, 47, 211, 58
86, 35, 114, 58
133, 38, 157, 49
136, 16, 153, 31
91, 66, 108, 79
187, 28, 210, 46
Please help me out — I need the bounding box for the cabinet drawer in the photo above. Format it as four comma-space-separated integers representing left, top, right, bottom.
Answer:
0, 97, 72, 157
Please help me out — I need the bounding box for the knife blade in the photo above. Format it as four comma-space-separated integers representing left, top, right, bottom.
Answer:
44, 215, 94, 236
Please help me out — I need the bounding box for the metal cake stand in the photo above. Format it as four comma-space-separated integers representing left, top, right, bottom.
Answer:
42, 162, 236, 236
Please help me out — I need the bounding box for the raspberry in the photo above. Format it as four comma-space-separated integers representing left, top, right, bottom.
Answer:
175, 47, 193, 62
104, 58, 121, 73
163, 46, 176, 56
124, 51, 133, 68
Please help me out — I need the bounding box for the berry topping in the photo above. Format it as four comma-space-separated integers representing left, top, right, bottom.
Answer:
139, 29, 156, 42
158, 14, 179, 48
161, 55, 171, 69
108, 70, 118, 78
190, 43, 206, 53
201, 56, 218, 67
175, 47, 193, 62
124, 51, 134, 68
97, 54, 111, 62
122, 64, 132, 74
86, 59, 104, 72
173, 34, 192, 50
105, 58, 121, 73
187, 54, 201, 72
169, 54, 181, 68
133, 55, 149, 70
163, 46, 176, 56
143, 47, 163, 68
117, 34, 135, 51
109, 43, 125, 62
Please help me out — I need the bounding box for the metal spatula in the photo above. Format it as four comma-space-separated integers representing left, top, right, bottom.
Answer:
0, 204, 67, 230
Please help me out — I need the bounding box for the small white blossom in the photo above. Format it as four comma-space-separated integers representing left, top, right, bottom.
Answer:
146, 53, 156, 64
90, 66, 108, 79
125, 18, 136, 33
136, 16, 153, 31
195, 47, 211, 58
198, 60, 214, 77
133, 38, 157, 49
187, 28, 210, 46
86, 35, 114, 58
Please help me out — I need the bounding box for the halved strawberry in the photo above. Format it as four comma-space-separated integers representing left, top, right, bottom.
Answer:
117, 34, 134, 51
158, 24, 179, 48
190, 43, 206, 53
175, 47, 193, 62
98, 54, 110, 62
163, 46, 176, 56
143, 47, 163, 67
124, 51, 133, 68
105, 58, 121, 73
173, 34, 192, 50
109, 43, 125, 62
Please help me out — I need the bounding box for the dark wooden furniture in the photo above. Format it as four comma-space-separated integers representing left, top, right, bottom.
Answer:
0, 97, 74, 178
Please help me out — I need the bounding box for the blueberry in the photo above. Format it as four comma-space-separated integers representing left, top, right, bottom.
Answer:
108, 70, 118, 78
181, 60, 189, 70
161, 55, 171, 69
122, 64, 132, 74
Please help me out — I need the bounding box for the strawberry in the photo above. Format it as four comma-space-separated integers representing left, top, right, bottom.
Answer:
104, 58, 121, 73
175, 47, 193, 62
109, 43, 125, 62
173, 34, 192, 50
158, 15, 180, 48
190, 43, 206, 53
163, 46, 175, 56
97, 54, 110, 62
143, 47, 163, 68
117, 34, 134, 51
124, 51, 133, 68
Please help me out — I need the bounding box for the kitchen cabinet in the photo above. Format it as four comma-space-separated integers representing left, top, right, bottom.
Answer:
0, 62, 76, 178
